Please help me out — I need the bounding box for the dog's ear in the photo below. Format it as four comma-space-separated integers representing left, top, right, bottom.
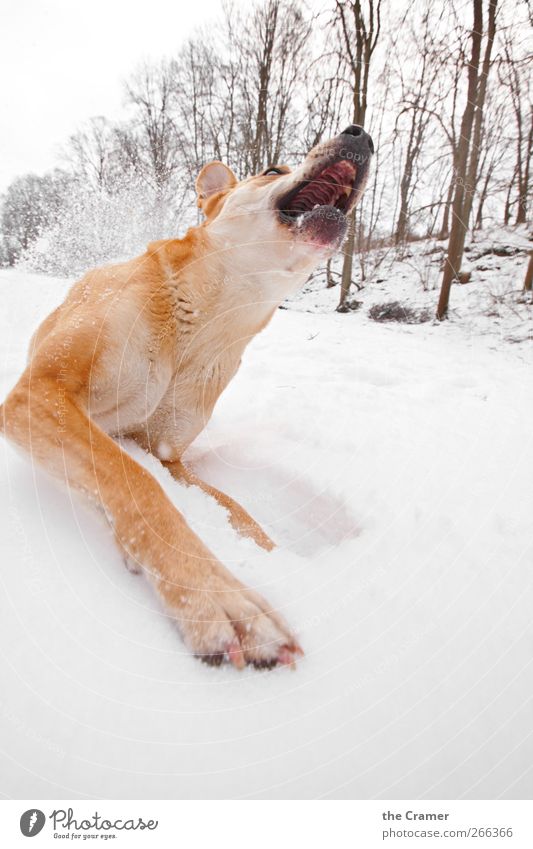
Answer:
196, 162, 237, 210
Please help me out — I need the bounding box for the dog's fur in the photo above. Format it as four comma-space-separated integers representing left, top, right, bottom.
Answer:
1, 126, 372, 669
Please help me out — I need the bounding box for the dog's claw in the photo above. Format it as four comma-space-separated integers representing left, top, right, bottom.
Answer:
199, 641, 303, 671
252, 658, 279, 670
227, 640, 246, 670
199, 653, 224, 667
277, 645, 299, 667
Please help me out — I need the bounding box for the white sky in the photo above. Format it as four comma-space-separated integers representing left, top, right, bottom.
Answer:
0, 0, 228, 192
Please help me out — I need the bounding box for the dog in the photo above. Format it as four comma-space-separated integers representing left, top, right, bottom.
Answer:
1, 124, 373, 669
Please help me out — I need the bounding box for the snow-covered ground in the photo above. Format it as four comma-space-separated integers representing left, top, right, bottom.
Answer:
288, 226, 532, 346
0, 234, 532, 799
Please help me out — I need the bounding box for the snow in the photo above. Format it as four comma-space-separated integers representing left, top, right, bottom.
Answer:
287, 227, 532, 346
0, 237, 532, 800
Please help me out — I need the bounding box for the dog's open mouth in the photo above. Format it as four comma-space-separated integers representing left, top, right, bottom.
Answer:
277, 160, 357, 223
276, 159, 358, 248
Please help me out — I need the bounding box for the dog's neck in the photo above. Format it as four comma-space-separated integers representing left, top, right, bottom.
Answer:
151, 225, 313, 333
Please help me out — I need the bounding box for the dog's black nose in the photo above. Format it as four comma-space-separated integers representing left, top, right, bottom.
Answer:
341, 124, 374, 154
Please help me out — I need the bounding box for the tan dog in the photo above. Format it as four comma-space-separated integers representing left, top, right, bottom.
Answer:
1, 125, 373, 669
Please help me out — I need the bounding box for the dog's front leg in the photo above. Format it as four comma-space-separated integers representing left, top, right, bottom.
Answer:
1, 374, 301, 669
164, 460, 275, 552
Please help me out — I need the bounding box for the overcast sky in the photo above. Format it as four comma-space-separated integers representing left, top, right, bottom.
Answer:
0, 0, 229, 192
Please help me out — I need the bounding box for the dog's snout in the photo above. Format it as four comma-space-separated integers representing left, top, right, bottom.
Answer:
342, 124, 363, 137
340, 124, 374, 154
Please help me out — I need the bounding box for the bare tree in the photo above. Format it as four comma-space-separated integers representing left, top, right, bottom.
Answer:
65, 117, 121, 191
437, 55, 463, 240
1, 170, 70, 264
304, 49, 350, 151
392, 1, 445, 246
354, 63, 393, 282
2, 0, 526, 285
170, 37, 223, 186
472, 92, 506, 229
458, 0, 498, 237
437, 0, 498, 321
169, 1, 311, 188
524, 251, 533, 293
124, 61, 180, 195
237, 0, 311, 173
499, 30, 532, 225
333, 0, 381, 310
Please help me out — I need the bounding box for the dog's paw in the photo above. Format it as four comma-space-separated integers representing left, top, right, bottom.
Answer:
161, 568, 303, 670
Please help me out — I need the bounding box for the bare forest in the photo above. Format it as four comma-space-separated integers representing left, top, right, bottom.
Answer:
1, 0, 531, 317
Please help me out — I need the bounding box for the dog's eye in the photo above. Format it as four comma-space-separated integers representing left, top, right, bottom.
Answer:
263, 167, 283, 177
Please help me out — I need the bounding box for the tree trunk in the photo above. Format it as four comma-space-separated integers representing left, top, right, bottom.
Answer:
394, 123, 417, 246
456, 0, 497, 257
338, 210, 356, 307
335, 0, 380, 311
438, 173, 455, 240
251, 2, 278, 173
516, 116, 532, 224
524, 251, 533, 292
437, 0, 483, 321
474, 169, 491, 230
504, 169, 516, 225
326, 259, 335, 288
395, 157, 412, 246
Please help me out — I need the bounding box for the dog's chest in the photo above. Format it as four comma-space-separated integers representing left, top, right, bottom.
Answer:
170, 282, 274, 386
90, 277, 276, 439
90, 325, 174, 434
176, 344, 243, 409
